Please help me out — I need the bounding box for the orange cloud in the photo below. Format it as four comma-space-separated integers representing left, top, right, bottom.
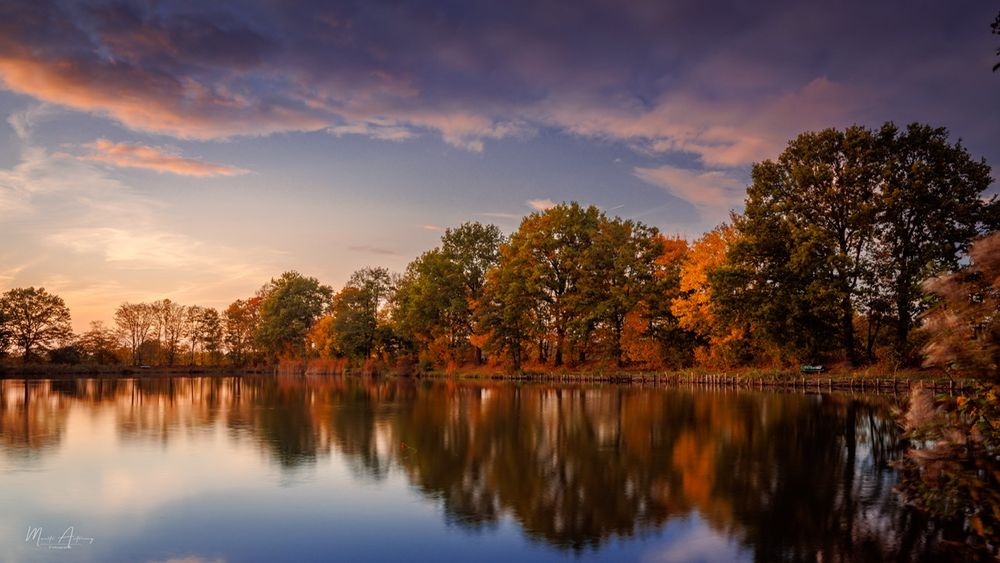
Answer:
0, 55, 327, 139
81, 139, 249, 177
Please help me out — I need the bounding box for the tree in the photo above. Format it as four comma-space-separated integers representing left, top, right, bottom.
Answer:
155, 299, 187, 366
875, 123, 995, 363
0, 287, 73, 361
392, 223, 506, 368
393, 249, 468, 365
590, 217, 669, 367
78, 321, 120, 364
440, 222, 504, 363
672, 224, 747, 366
476, 246, 539, 370
738, 127, 880, 363
114, 302, 157, 366
224, 297, 261, 366
503, 203, 602, 366
330, 267, 394, 360
196, 307, 223, 365
256, 271, 334, 358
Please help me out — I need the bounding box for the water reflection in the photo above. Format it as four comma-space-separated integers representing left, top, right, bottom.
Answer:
0, 377, 955, 561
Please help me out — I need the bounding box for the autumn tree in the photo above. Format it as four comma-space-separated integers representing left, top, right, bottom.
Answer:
671, 224, 747, 366
476, 246, 539, 370
224, 297, 261, 366
590, 218, 671, 367
115, 302, 157, 366
255, 271, 333, 359
393, 222, 504, 366
0, 287, 73, 362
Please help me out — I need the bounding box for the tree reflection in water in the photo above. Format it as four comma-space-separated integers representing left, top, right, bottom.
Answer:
0, 376, 962, 560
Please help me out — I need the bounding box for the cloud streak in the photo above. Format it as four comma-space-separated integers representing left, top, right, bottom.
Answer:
80, 139, 249, 177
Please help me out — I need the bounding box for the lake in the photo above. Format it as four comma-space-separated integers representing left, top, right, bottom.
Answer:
0, 376, 951, 562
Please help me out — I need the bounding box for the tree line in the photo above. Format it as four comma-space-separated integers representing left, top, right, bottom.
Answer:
0, 122, 995, 375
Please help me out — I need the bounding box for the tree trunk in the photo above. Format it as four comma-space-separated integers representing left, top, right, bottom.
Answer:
842, 293, 857, 364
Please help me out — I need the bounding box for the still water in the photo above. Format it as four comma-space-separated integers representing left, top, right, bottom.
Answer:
0, 376, 946, 562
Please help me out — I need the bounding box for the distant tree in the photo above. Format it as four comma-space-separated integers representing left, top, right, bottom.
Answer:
197, 307, 224, 365
256, 271, 333, 358
0, 287, 73, 362
154, 299, 187, 366
114, 302, 157, 366
224, 297, 261, 366
78, 321, 121, 364
48, 344, 82, 365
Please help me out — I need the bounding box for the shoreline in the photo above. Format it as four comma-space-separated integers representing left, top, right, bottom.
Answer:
0, 364, 976, 393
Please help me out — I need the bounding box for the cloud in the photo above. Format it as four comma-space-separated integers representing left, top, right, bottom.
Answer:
527, 198, 556, 211
0, 132, 280, 329
0, 0, 993, 172
80, 139, 249, 177
418, 224, 445, 232
634, 164, 745, 212
328, 120, 416, 142
348, 245, 399, 256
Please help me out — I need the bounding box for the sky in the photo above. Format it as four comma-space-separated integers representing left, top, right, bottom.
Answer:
0, 0, 997, 331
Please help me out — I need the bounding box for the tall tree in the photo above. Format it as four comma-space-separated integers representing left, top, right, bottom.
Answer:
440, 222, 504, 363
875, 123, 995, 362
256, 271, 333, 358
672, 224, 748, 366
196, 307, 223, 365
331, 267, 394, 360
114, 302, 157, 366
224, 297, 261, 366
504, 203, 602, 366
476, 245, 539, 370
0, 287, 73, 361
590, 217, 668, 367
155, 299, 187, 366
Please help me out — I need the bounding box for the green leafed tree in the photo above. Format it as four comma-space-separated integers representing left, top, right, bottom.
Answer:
330, 267, 394, 360
0, 287, 73, 362
256, 271, 334, 359
874, 123, 995, 363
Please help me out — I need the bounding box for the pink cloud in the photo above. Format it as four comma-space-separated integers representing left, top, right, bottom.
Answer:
527, 198, 556, 211
81, 139, 249, 177
633, 165, 745, 209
